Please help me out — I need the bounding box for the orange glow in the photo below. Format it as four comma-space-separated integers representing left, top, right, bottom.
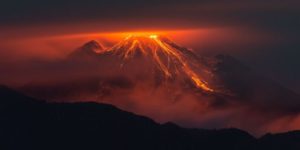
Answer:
149, 35, 158, 39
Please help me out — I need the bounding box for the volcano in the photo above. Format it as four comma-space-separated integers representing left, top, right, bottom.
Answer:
67, 34, 222, 98
21, 34, 300, 135
101, 35, 215, 92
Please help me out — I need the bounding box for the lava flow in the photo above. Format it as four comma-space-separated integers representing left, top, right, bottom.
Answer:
105, 34, 214, 92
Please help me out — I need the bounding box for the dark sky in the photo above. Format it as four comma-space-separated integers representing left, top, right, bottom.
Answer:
0, 0, 300, 92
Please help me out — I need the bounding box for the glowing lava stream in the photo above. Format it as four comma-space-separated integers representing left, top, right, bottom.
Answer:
107, 34, 214, 92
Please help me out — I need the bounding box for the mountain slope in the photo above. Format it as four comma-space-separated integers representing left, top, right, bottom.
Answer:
212, 54, 300, 111
0, 85, 256, 150
103, 35, 215, 92
69, 40, 105, 59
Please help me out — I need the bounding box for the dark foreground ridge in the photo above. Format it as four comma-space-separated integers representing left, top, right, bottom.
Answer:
0, 85, 300, 150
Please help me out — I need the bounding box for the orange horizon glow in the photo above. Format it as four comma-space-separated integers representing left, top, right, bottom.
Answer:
0, 27, 263, 64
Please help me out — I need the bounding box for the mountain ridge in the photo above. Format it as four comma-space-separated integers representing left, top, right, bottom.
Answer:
2, 85, 300, 149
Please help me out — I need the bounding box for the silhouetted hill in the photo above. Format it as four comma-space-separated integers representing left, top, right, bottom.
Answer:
1, 85, 300, 150
258, 131, 300, 150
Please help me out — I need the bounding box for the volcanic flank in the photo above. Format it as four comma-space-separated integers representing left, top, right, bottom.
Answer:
80, 35, 215, 92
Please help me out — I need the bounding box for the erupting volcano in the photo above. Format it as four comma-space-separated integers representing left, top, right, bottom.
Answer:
20, 33, 300, 135
96, 34, 214, 92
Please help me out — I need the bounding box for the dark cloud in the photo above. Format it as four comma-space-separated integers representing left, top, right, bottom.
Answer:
0, 0, 299, 28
